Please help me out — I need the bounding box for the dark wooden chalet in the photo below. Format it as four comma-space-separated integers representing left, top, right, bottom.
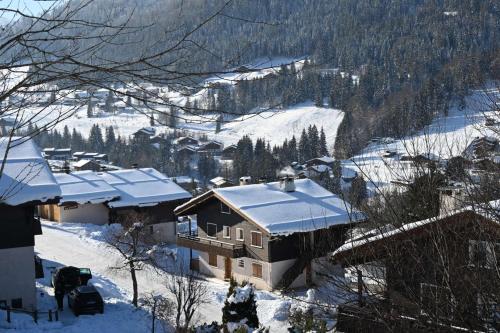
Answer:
175, 178, 363, 290
174, 136, 199, 146
221, 145, 237, 160
332, 202, 500, 332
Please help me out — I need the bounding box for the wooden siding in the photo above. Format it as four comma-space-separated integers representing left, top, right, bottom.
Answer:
0, 205, 36, 250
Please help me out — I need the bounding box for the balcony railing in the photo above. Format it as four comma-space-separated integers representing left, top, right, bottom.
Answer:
177, 232, 246, 258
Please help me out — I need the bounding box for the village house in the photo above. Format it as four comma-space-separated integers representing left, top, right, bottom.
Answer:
209, 176, 234, 188
305, 156, 335, 168
42, 147, 72, 161
39, 171, 120, 224
174, 136, 199, 146
0, 138, 61, 311
332, 202, 500, 332
97, 168, 192, 244
198, 140, 224, 155
175, 177, 363, 291
73, 159, 102, 172
221, 144, 237, 160
132, 127, 156, 142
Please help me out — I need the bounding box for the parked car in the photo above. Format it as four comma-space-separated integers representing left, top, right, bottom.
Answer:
51, 266, 92, 292
67, 285, 104, 316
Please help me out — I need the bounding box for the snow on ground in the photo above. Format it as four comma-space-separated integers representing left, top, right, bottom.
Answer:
179, 101, 344, 147
344, 88, 499, 193
203, 57, 305, 86
21, 101, 343, 149
28, 221, 294, 332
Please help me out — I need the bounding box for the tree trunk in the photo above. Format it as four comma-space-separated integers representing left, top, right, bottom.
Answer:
129, 262, 138, 307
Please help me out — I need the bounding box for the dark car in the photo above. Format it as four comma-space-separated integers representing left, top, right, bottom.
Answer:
51, 266, 92, 292
67, 285, 104, 316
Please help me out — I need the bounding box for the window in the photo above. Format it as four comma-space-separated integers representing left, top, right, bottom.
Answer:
221, 203, 231, 214
252, 263, 263, 279
0, 300, 6, 309
469, 240, 497, 269
149, 225, 154, 235
251, 231, 263, 248
238, 259, 245, 268
207, 223, 217, 238
236, 228, 244, 241
420, 283, 453, 318
208, 253, 218, 267
11, 298, 22, 309
223, 226, 231, 239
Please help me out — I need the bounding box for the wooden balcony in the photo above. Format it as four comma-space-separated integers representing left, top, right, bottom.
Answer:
177, 233, 246, 258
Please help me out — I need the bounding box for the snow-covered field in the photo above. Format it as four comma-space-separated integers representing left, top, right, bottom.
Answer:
2, 221, 299, 332
20, 101, 343, 149
344, 88, 499, 193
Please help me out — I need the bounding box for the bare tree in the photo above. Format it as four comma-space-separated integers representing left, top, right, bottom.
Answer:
105, 213, 158, 307
166, 262, 209, 332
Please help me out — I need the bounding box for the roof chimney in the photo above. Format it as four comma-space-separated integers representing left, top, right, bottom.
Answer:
239, 176, 251, 186
280, 176, 296, 192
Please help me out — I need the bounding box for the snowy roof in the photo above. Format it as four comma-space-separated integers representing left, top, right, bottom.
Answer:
73, 159, 98, 168
133, 127, 155, 136
176, 179, 363, 235
96, 168, 192, 208
0, 137, 61, 206
54, 171, 120, 204
306, 156, 335, 164
332, 200, 500, 258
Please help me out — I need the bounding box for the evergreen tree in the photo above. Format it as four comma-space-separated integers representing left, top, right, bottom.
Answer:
62, 125, 71, 145
348, 176, 368, 207
87, 98, 93, 118
105, 91, 114, 113
105, 126, 117, 152
88, 124, 105, 152
222, 278, 259, 331
298, 129, 311, 163
319, 127, 328, 156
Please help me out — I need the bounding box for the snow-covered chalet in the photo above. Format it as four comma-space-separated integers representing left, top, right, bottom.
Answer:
175, 177, 364, 290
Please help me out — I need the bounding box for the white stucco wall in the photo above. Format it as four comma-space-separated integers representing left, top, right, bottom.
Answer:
0, 246, 37, 310
59, 203, 110, 225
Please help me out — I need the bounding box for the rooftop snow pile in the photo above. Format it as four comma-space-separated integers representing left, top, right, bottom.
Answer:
96, 168, 192, 208
54, 171, 120, 204
0, 137, 60, 205
177, 178, 363, 235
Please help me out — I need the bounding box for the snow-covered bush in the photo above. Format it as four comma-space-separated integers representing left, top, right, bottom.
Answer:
288, 289, 328, 333
222, 278, 260, 333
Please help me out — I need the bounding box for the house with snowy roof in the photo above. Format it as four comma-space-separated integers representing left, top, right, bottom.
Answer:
332, 201, 500, 331
132, 127, 156, 142
0, 138, 61, 311
305, 156, 335, 168
175, 177, 363, 290
39, 171, 120, 224
96, 168, 192, 243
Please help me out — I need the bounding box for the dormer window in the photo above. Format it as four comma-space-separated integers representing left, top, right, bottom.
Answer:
221, 202, 231, 214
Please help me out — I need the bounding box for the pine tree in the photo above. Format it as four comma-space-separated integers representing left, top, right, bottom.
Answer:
105, 126, 117, 152
62, 125, 71, 145
88, 124, 105, 152
169, 106, 178, 129
222, 278, 259, 331
319, 127, 328, 156
215, 115, 222, 134
299, 129, 311, 163
105, 91, 114, 113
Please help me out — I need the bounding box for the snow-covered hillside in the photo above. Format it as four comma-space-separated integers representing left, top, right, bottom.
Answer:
21, 101, 343, 149
344, 88, 499, 193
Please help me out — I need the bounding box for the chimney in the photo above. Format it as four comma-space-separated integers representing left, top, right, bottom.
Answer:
239, 176, 251, 186
280, 176, 296, 192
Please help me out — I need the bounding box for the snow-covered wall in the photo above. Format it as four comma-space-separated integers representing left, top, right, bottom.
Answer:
59, 203, 110, 225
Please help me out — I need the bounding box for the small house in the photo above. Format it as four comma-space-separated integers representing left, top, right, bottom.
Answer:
221, 145, 237, 160
305, 156, 335, 168
0, 138, 61, 311
73, 159, 101, 172
175, 178, 364, 290
132, 127, 156, 142
174, 136, 199, 146
209, 176, 234, 188
39, 171, 120, 225
42, 148, 72, 160
97, 168, 192, 244
198, 140, 223, 154
332, 202, 500, 332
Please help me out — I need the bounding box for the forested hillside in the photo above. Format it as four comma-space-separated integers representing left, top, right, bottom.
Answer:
20, 0, 500, 157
